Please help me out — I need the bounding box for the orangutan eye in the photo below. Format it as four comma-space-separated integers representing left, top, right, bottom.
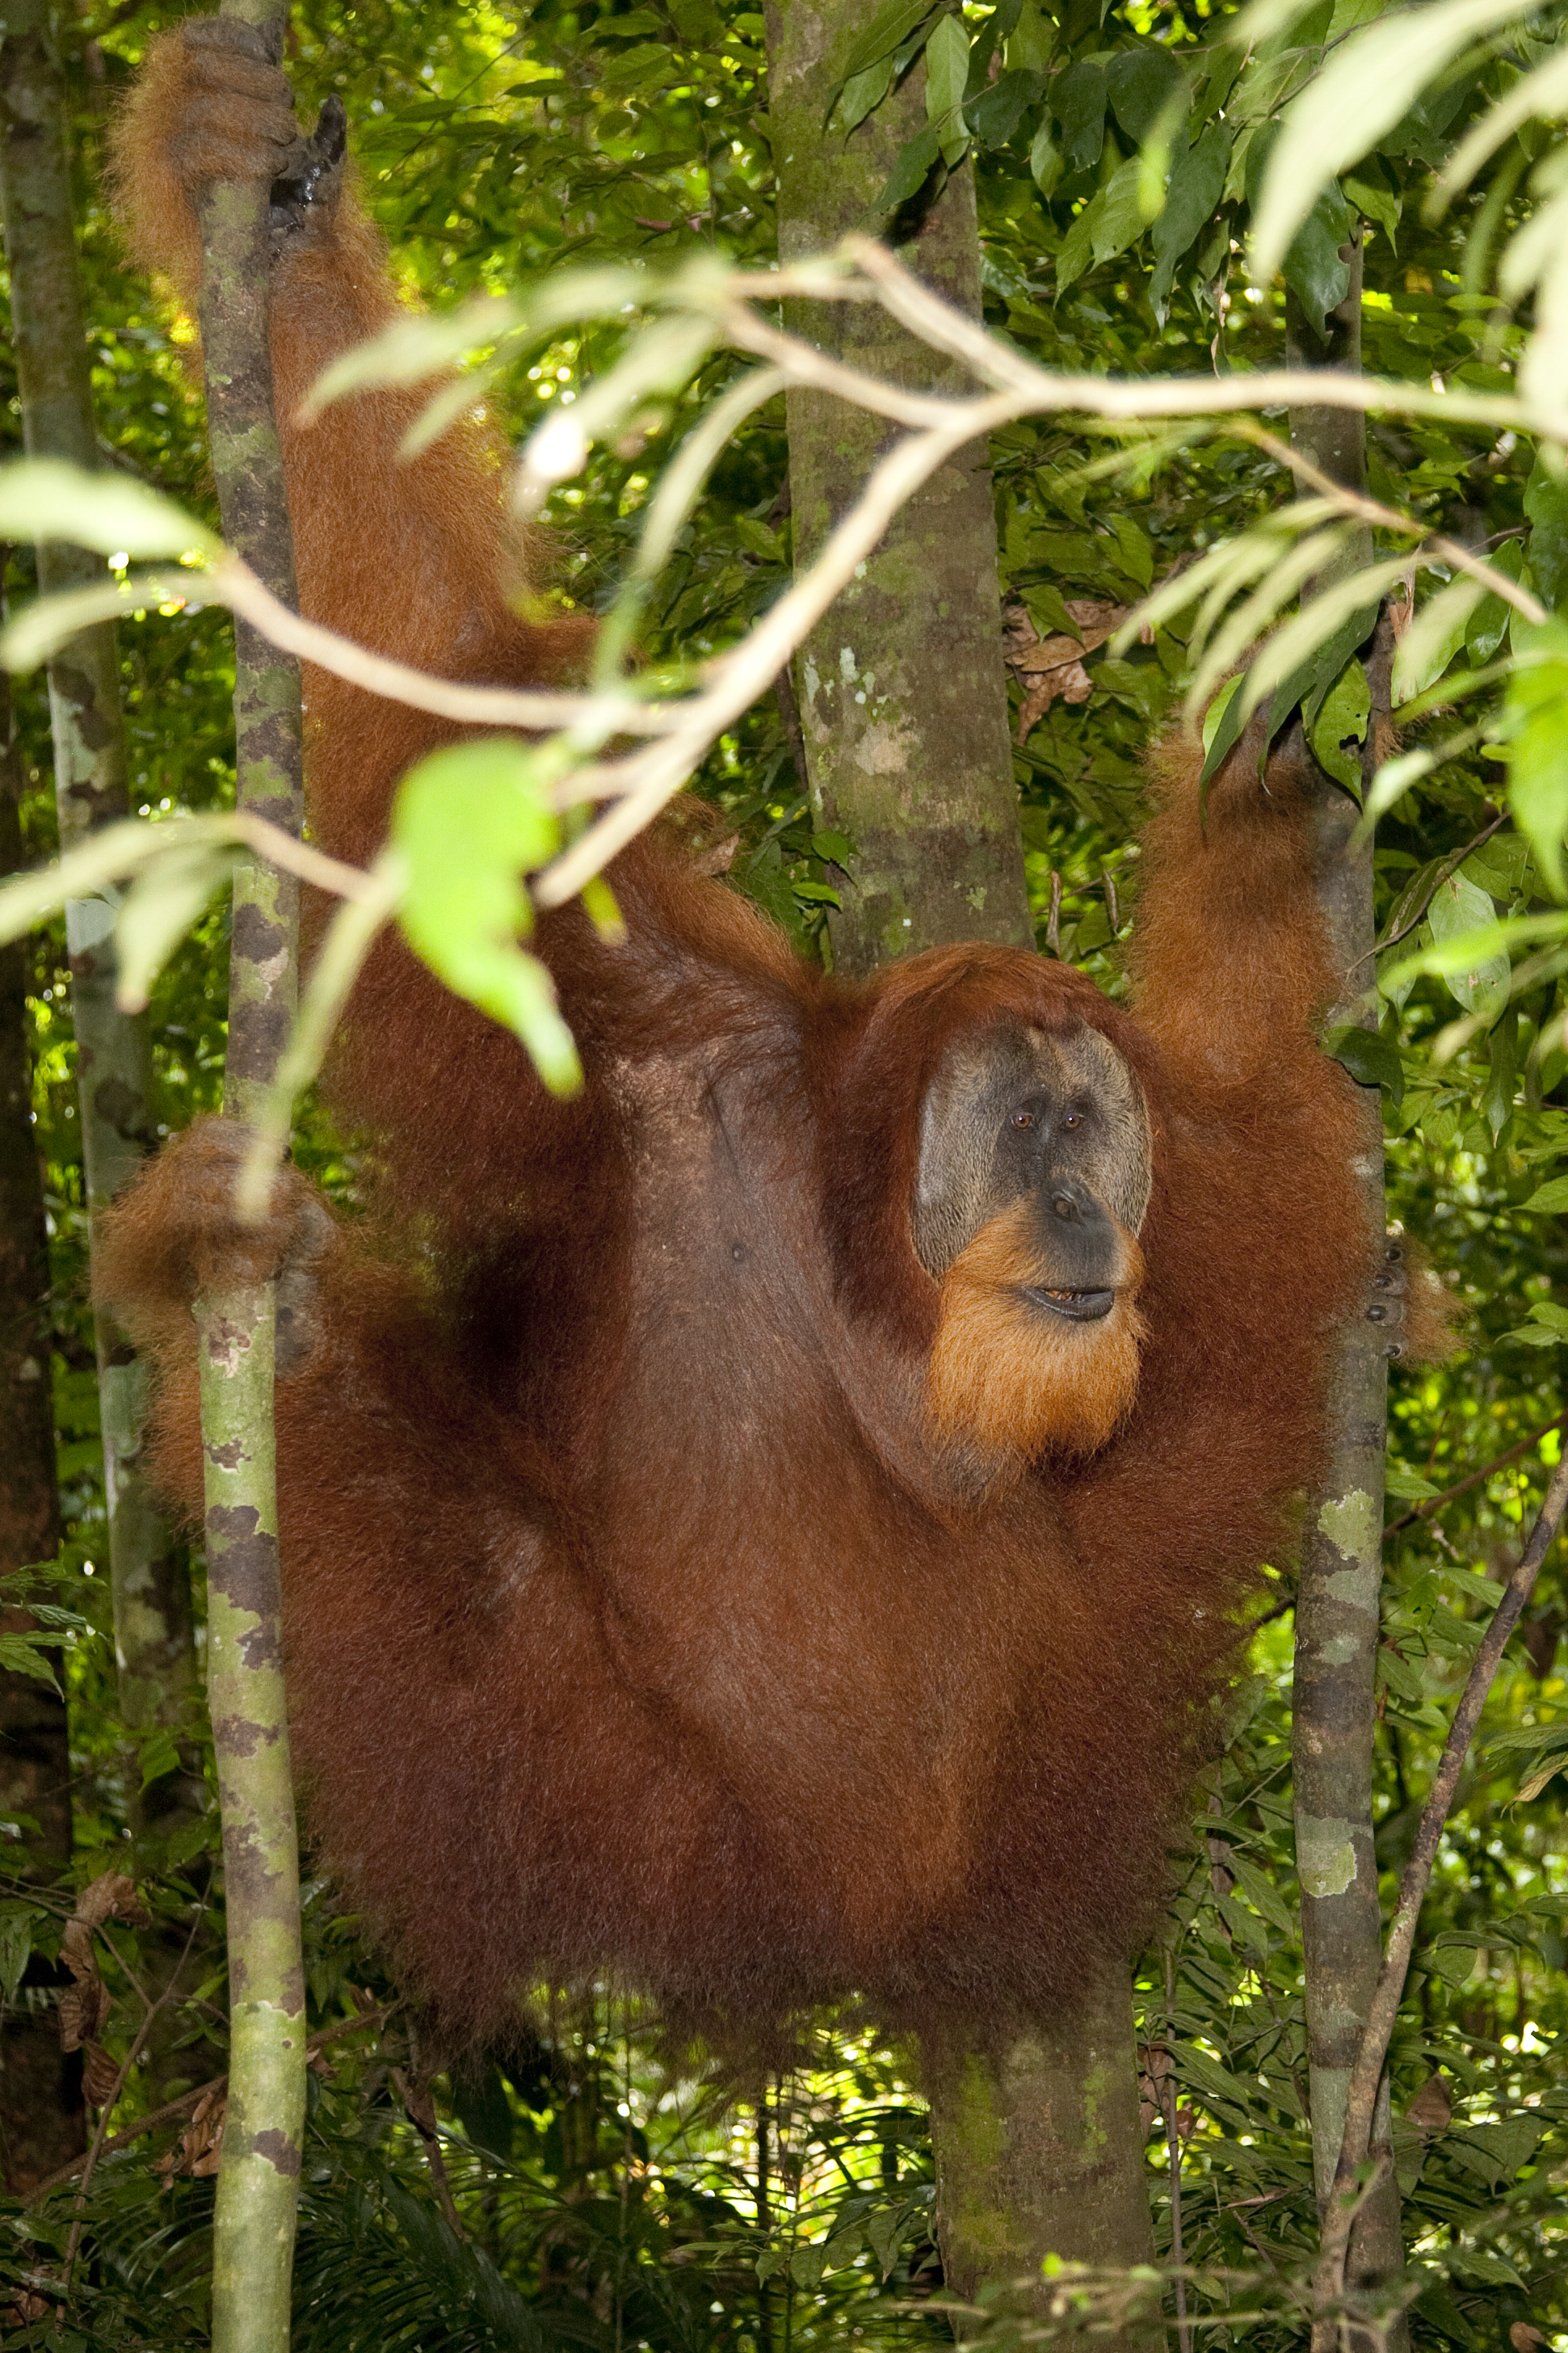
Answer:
1063, 1110, 1082, 1130
1011, 1109, 1034, 1130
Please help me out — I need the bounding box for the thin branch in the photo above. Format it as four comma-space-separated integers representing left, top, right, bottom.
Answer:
62, 1905, 204, 2293
27, 2006, 390, 2205
1346, 812, 1506, 982
1244, 426, 1547, 623
1314, 1454, 1568, 2323
1385, 1410, 1568, 1534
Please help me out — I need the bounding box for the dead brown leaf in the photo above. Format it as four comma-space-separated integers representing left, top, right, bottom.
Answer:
58, 1870, 151, 2108
1003, 597, 1133, 742
1406, 2073, 1452, 2136
153, 2089, 225, 2184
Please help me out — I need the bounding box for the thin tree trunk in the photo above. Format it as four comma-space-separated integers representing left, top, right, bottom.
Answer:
763, 5, 1152, 2327
0, 594, 84, 2192
193, 5, 307, 2344
763, 0, 1031, 977
0, 0, 200, 1764
1286, 246, 1406, 2346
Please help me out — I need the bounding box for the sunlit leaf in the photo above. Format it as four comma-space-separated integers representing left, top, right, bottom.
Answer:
0, 457, 219, 561
114, 843, 238, 1013
393, 738, 582, 1093
1427, 869, 1510, 1020
1392, 577, 1485, 705
1503, 619, 1568, 896
1248, 0, 1538, 289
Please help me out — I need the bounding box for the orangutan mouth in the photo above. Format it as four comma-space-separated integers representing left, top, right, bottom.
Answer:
1023, 1285, 1116, 1323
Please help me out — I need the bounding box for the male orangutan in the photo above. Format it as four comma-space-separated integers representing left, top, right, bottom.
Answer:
101, 20, 1372, 2045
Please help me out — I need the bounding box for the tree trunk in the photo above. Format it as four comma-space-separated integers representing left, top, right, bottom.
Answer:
0, 0, 200, 1766
0, 605, 85, 2191
763, 4, 1152, 2326
763, 0, 1030, 976
1286, 246, 1407, 2344
193, 6, 308, 2343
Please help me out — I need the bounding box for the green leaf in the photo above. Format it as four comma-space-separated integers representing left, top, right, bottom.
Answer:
0, 457, 219, 561
1150, 123, 1231, 322
1105, 48, 1186, 146
1504, 618, 1568, 897
830, 0, 939, 106
1308, 655, 1370, 791
1247, 0, 1540, 287
0, 1904, 36, 2004
1392, 576, 1486, 705
139, 1727, 183, 1792
1029, 120, 1062, 194
1466, 538, 1526, 665
1324, 1021, 1404, 1105
114, 843, 238, 1015
1384, 1463, 1439, 1500
835, 54, 896, 137
0, 567, 210, 673
812, 830, 855, 865
1058, 158, 1150, 293
1282, 181, 1356, 338
875, 121, 942, 211
924, 13, 971, 166
1107, 514, 1154, 590
1052, 60, 1108, 174
1427, 869, 1510, 1019
1525, 451, 1568, 610
1520, 1175, 1568, 1212
1343, 155, 1401, 250
393, 739, 582, 1095
967, 66, 1043, 149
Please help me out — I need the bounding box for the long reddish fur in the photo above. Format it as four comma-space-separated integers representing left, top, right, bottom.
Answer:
100, 37, 1371, 2048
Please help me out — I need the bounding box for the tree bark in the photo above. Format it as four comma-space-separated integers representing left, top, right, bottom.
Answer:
191, 6, 308, 2345
763, 5, 1152, 2328
764, 0, 1031, 977
0, 0, 200, 1764
0, 597, 85, 2193
1286, 247, 1406, 2345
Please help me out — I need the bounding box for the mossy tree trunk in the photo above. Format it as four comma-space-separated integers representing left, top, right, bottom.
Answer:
763, 3, 1153, 2326
0, 604, 85, 2192
1286, 250, 1407, 2347
0, 0, 200, 1784
192, 5, 308, 2345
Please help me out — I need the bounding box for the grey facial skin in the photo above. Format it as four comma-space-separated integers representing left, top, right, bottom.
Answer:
910, 1025, 1152, 1315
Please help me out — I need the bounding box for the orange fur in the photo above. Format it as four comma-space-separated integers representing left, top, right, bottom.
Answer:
927, 1199, 1146, 1470
97, 35, 1375, 2048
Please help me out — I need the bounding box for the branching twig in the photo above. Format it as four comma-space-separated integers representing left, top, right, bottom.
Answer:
27, 2006, 390, 2205
1385, 1410, 1568, 1534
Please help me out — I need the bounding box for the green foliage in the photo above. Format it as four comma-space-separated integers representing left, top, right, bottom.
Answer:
6, 0, 1568, 2345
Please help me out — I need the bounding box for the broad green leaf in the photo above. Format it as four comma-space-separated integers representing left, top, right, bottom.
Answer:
876, 122, 942, 211
1105, 47, 1186, 145
1324, 1021, 1404, 1104
0, 457, 218, 561
834, 54, 895, 137
1427, 869, 1510, 1019
1435, 44, 1568, 204
393, 738, 582, 1094
1384, 1463, 1438, 1499
1461, 832, 1530, 899
1247, 0, 1539, 288
968, 66, 1043, 149
1107, 515, 1154, 591
1150, 124, 1231, 321
139, 1727, 183, 1791
114, 844, 238, 1014
924, 14, 971, 167
1029, 120, 1062, 193
1052, 60, 1108, 174
1520, 1175, 1568, 1211
1309, 656, 1370, 791
301, 293, 522, 414
1504, 618, 1568, 895
836, 0, 938, 90
1282, 181, 1356, 336
1343, 156, 1401, 250
1393, 576, 1486, 705
1465, 539, 1526, 665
